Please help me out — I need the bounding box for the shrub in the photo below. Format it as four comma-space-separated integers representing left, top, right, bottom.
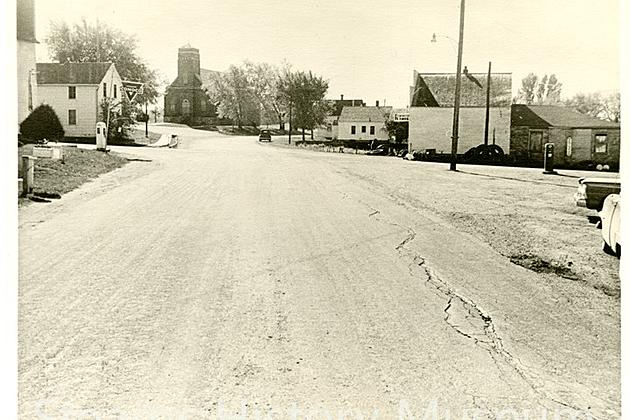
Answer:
20, 104, 65, 143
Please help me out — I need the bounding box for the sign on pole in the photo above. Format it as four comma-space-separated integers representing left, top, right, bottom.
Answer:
122, 80, 144, 102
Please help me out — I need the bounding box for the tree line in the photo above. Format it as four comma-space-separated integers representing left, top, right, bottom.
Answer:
515, 73, 620, 122
208, 62, 330, 139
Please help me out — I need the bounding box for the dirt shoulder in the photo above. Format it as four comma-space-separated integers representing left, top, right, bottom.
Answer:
332, 156, 620, 302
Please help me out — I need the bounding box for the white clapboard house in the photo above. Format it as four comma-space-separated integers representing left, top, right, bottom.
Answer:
36, 62, 123, 138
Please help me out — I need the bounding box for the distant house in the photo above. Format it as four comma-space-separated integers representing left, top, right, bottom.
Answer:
163, 45, 219, 125
329, 95, 366, 117
510, 105, 621, 169
36, 62, 123, 138
17, 0, 38, 125
338, 106, 392, 142
408, 70, 512, 154
323, 95, 366, 139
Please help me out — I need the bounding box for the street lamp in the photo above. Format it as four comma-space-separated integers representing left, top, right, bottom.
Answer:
449, 0, 466, 171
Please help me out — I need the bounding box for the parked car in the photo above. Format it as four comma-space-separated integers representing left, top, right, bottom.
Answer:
258, 130, 272, 142
574, 177, 621, 211
599, 194, 620, 258
366, 145, 388, 156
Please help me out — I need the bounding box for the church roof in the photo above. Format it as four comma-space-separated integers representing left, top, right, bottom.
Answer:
36, 62, 114, 85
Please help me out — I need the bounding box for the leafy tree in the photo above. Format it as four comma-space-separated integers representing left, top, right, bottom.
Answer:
516, 73, 562, 105
244, 61, 288, 129
565, 92, 620, 122
278, 70, 330, 141
45, 19, 162, 104
385, 120, 409, 143
209, 65, 260, 128
100, 97, 134, 142
19, 104, 65, 143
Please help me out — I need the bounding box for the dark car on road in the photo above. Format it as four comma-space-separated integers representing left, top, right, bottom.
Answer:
574, 177, 621, 211
258, 130, 272, 142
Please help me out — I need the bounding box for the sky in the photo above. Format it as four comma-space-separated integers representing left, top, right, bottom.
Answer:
32, 0, 622, 108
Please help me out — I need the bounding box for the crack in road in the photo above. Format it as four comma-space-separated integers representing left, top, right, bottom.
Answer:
365, 206, 593, 417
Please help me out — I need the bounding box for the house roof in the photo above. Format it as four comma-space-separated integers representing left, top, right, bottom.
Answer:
328, 98, 366, 116
36, 62, 114, 85
410, 71, 512, 107
338, 106, 392, 123
512, 104, 620, 128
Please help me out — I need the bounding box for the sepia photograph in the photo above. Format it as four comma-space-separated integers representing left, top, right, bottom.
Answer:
3, 0, 627, 418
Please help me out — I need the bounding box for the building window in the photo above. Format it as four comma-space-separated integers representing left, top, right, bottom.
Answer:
361, 125, 366, 133
351, 125, 356, 135
200, 100, 206, 112
68, 86, 76, 99
103, 83, 107, 97
594, 134, 608, 154
170, 103, 176, 112
68, 110, 77, 125
566, 137, 573, 157
370, 126, 375, 135
113, 84, 117, 99
529, 131, 544, 153
183, 73, 189, 85
182, 99, 191, 115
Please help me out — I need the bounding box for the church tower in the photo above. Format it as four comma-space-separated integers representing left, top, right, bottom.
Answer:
176, 44, 201, 87
164, 44, 216, 125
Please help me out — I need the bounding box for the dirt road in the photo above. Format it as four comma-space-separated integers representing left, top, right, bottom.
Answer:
19, 126, 619, 419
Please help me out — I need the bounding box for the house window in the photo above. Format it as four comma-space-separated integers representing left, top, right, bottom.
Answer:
200, 100, 206, 112
68, 86, 76, 99
594, 134, 608, 154
361, 125, 366, 133
529, 131, 544, 153
370, 126, 375, 135
103, 82, 107, 97
170, 103, 176, 112
113, 84, 117, 99
566, 137, 573, 157
351, 125, 356, 135
68, 110, 77, 125
182, 99, 191, 115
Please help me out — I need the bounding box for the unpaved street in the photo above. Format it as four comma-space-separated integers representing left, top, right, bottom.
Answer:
19, 127, 619, 419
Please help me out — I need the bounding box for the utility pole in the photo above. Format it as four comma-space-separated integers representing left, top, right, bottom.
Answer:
483, 61, 492, 146
449, 0, 466, 171
145, 101, 149, 138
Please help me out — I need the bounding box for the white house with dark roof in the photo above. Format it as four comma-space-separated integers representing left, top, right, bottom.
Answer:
337, 106, 392, 141
36, 62, 123, 137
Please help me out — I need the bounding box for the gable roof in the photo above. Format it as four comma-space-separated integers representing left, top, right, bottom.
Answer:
410, 71, 512, 107
36, 62, 114, 85
512, 104, 620, 128
200, 68, 222, 88
338, 106, 392, 123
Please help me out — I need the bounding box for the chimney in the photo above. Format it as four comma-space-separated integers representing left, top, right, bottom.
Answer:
340, 94, 344, 101
376, 100, 380, 107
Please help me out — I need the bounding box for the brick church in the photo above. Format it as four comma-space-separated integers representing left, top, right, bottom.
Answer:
164, 44, 220, 125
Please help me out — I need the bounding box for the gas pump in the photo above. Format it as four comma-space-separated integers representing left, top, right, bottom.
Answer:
96, 122, 107, 151
543, 143, 557, 174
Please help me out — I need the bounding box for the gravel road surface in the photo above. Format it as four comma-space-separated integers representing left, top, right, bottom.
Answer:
19, 126, 619, 419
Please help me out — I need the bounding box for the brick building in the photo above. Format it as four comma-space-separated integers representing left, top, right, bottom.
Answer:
164, 45, 218, 125
510, 105, 621, 169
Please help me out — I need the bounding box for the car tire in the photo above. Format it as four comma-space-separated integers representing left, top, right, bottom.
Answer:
602, 241, 616, 256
